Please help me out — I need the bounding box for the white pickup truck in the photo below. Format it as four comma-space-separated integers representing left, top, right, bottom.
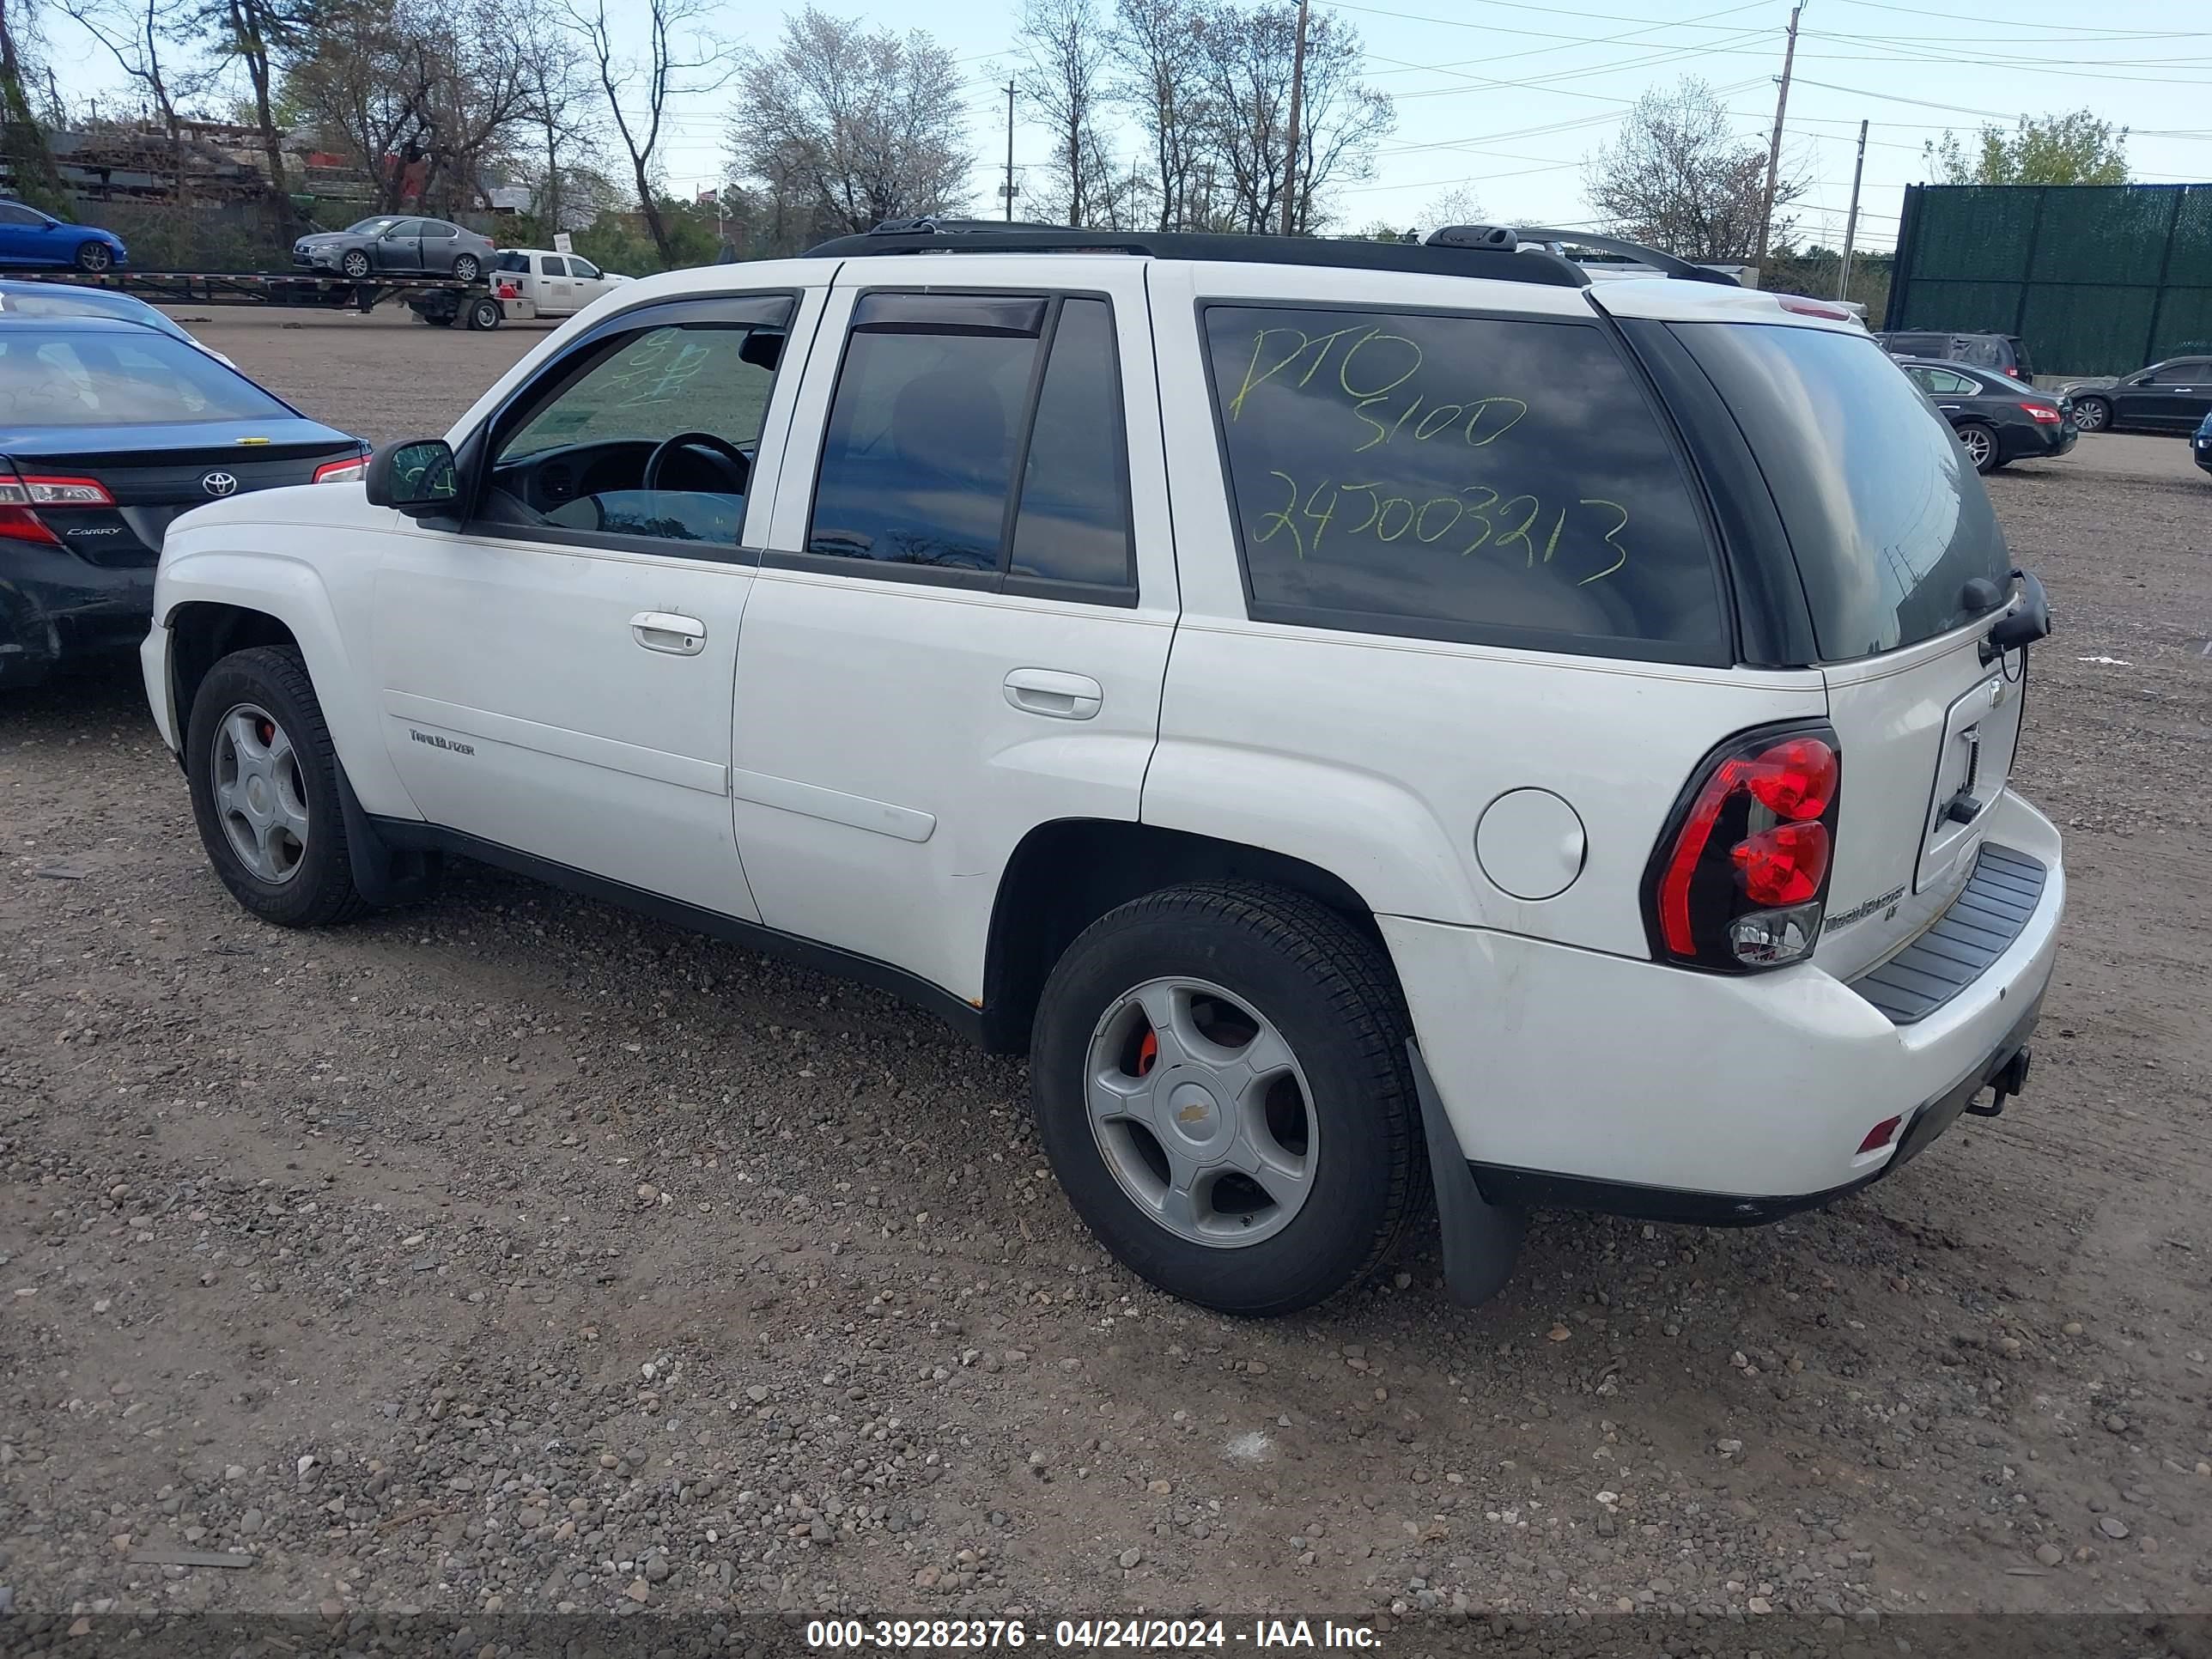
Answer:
491, 248, 630, 318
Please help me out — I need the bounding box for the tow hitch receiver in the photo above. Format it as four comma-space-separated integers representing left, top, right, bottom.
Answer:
1965, 1047, 2032, 1118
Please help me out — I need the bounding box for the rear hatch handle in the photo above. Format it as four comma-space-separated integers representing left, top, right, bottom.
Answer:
1978, 568, 2051, 664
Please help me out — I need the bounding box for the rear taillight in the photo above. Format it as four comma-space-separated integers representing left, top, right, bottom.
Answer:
313, 453, 368, 484
0, 505, 59, 544
2022, 404, 2062, 424
1644, 724, 1842, 972
2004, 367, 2021, 378
0, 473, 109, 545
0, 475, 113, 507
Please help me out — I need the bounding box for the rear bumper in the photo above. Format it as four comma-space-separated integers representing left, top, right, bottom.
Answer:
2002, 422, 2075, 463
1382, 788, 2064, 1210
0, 544, 156, 687
1470, 987, 2042, 1224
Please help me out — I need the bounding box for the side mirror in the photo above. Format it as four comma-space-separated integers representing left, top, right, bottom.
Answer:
366, 438, 460, 516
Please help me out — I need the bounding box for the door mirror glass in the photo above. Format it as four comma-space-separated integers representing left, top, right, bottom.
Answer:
367, 438, 460, 514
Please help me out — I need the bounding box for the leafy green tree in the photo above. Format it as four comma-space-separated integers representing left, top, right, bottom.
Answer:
1929, 111, 2129, 186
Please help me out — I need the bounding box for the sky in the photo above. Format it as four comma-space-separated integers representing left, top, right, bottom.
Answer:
45, 0, 2212, 257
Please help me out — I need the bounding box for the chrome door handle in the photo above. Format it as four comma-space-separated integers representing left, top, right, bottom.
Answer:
631, 611, 705, 656
1004, 667, 1103, 720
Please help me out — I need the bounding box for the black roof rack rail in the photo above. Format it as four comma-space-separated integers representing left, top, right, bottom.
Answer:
804, 220, 1593, 289
1503, 227, 1744, 287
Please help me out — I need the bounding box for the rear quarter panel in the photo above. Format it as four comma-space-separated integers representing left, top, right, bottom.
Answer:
1144, 261, 1828, 947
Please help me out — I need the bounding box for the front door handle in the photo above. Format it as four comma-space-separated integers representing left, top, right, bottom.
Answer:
631, 611, 705, 656
1004, 667, 1103, 720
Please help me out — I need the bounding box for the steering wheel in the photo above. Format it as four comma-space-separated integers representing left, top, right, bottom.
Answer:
642, 431, 750, 495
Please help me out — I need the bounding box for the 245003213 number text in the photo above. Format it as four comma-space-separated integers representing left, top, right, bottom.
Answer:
1252, 471, 1632, 586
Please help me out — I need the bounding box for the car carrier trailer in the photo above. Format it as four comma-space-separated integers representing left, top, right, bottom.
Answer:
0, 268, 528, 330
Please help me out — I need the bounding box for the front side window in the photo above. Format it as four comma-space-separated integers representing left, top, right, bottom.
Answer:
1201, 304, 1724, 658
805, 291, 1134, 593
570, 258, 602, 280
2147, 360, 2207, 384
481, 303, 790, 555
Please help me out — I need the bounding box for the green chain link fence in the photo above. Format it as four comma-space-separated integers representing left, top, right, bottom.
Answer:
1887, 182, 2212, 376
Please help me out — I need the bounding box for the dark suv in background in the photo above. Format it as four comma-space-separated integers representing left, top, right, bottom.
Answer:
1876, 331, 2035, 382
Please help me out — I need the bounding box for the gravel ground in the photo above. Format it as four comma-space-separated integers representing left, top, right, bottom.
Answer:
3, 313, 2210, 1640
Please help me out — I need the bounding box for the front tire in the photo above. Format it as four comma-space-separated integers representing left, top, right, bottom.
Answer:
74, 240, 112, 271
339, 249, 371, 280
1030, 882, 1424, 1316
2073, 395, 2111, 434
1958, 421, 1999, 473
185, 646, 368, 928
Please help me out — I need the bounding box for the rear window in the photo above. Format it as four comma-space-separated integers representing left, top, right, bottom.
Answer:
1673, 322, 2009, 659
1200, 305, 1727, 661
0, 329, 287, 425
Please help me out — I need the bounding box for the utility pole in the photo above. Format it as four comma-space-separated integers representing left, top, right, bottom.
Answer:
1280, 0, 1310, 236
1756, 1, 1802, 274
1003, 81, 1018, 222
1838, 118, 1869, 302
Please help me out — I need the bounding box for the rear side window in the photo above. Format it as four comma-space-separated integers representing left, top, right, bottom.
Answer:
805, 291, 1134, 595
1673, 322, 2009, 659
1200, 305, 1726, 660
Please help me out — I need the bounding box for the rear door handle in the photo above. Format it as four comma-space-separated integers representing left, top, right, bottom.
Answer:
1004, 667, 1103, 720
631, 611, 705, 656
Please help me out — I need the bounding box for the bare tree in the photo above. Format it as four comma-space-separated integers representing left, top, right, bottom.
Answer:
1016, 0, 1109, 227
568, 0, 730, 262
60, 0, 220, 198
198, 0, 303, 220
1, 0, 70, 211
729, 6, 969, 239
514, 7, 599, 234
1107, 0, 1205, 231
1186, 1, 1389, 234
1583, 76, 1802, 262
1419, 182, 1481, 234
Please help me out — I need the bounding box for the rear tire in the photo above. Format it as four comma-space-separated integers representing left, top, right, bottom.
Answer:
452, 252, 482, 283
2073, 395, 2111, 434
463, 296, 501, 331
1030, 881, 1424, 1316
1958, 421, 1999, 473
185, 646, 368, 929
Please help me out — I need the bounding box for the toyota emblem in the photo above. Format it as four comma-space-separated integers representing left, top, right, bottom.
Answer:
200, 471, 240, 498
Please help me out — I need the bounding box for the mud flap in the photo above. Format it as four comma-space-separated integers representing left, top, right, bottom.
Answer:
1407, 1040, 1525, 1307
335, 763, 441, 907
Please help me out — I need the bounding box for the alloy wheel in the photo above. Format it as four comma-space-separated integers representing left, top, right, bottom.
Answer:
1084, 976, 1318, 1248
211, 702, 308, 884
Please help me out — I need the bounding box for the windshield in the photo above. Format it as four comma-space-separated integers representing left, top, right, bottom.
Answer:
1672, 321, 2009, 659
344, 218, 402, 236
0, 329, 289, 426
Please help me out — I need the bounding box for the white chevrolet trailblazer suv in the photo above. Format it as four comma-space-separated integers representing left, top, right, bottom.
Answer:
142, 222, 2063, 1316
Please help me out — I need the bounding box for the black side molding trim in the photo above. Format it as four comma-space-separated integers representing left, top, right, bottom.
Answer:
367, 817, 985, 1044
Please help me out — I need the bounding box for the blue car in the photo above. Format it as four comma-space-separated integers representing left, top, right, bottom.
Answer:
0, 316, 364, 688
2196, 409, 2212, 474
0, 198, 127, 271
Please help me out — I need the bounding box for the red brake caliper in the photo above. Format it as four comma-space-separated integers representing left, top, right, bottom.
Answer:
1135, 1030, 1158, 1077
